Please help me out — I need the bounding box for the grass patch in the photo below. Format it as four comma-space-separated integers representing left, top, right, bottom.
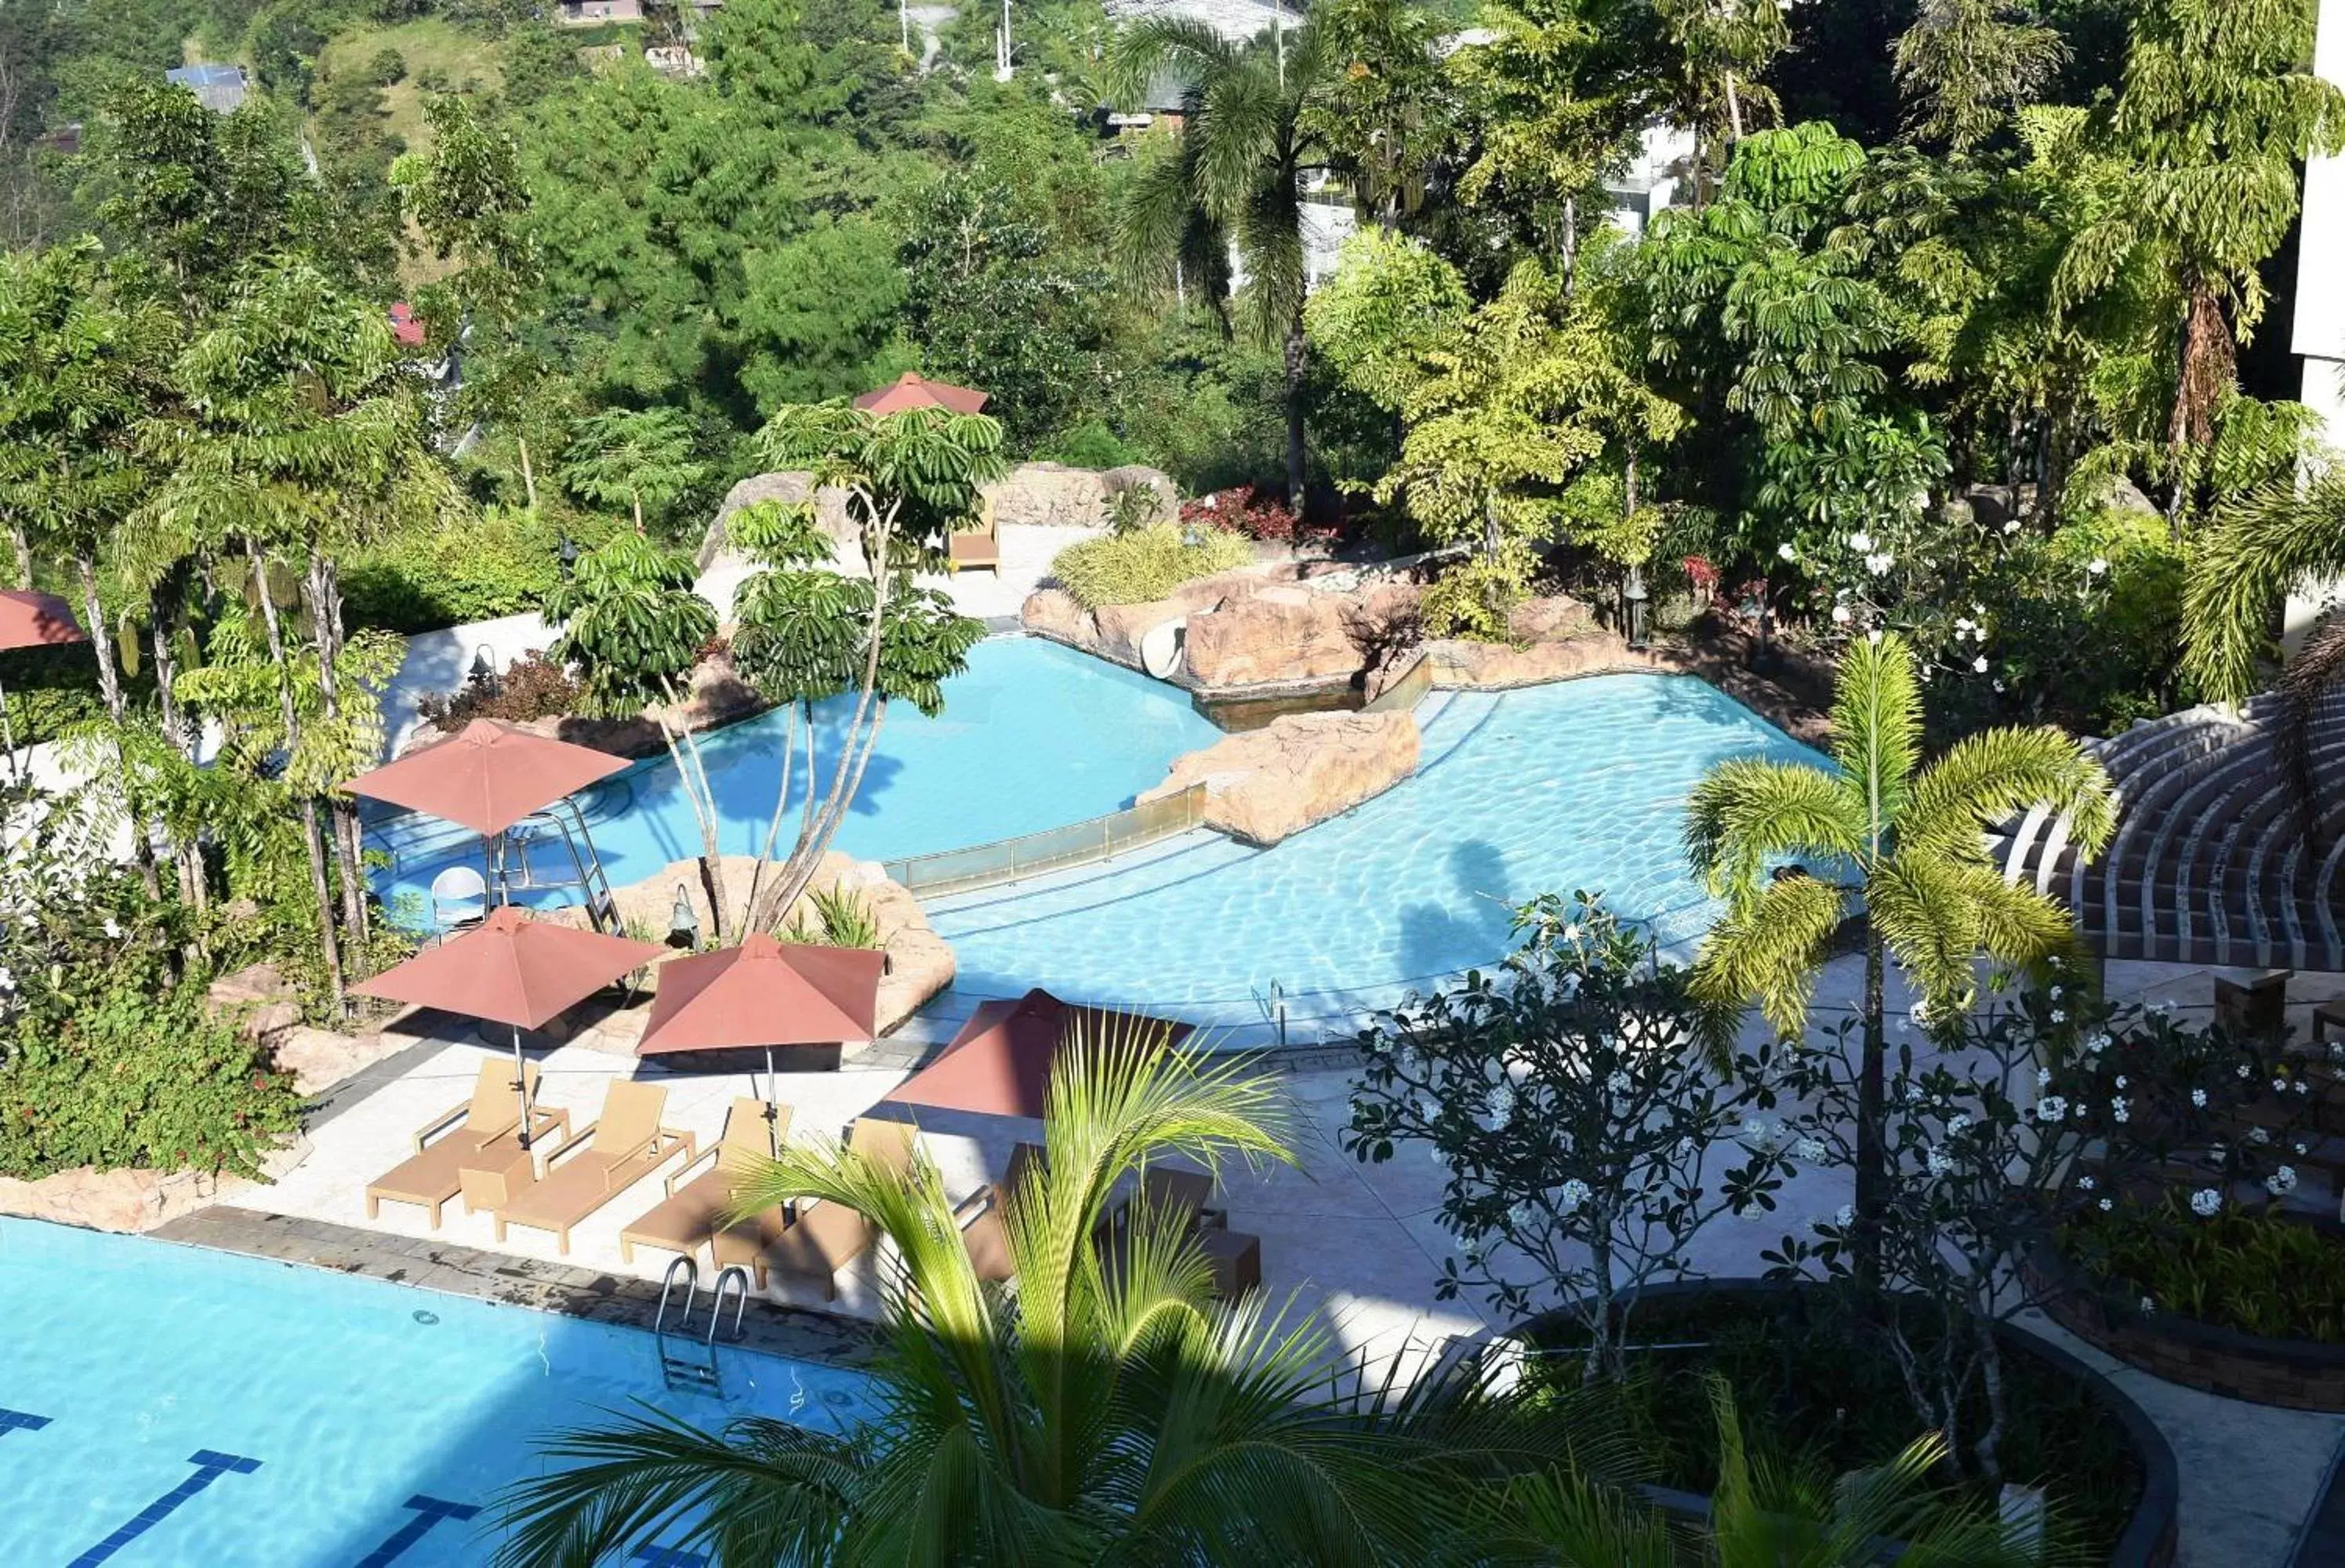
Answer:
315, 17, 505, 151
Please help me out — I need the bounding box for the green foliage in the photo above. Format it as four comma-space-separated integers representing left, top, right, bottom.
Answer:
542, 528, 715, 717
1305, 227, 1471, 413
559, 407, 710, 533
1893, 0, 2067, 151
778, 883, 881, 948
2073, 1194, 2345, 1343
342, 506, 600, 633
0, 811, 299, 1179
1418, 547, 1534, 641
1048, 523, 1252, 610
414, 650, 584, 730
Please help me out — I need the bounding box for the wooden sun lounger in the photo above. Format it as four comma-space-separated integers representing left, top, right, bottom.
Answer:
946, 517, 1000, 574
619, 1097, 792, 1274
717, 1116, 920, 1294
365, 1060, 568, 1228
474, 1080, 694, 1254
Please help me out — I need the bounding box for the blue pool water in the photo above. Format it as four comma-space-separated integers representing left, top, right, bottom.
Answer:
372, 636, 1218, 920
0, 1219, 874, 1565
927, 674, 1829, 1032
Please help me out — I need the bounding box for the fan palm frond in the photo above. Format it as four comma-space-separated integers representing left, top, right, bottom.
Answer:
2276, 609, 2345, 848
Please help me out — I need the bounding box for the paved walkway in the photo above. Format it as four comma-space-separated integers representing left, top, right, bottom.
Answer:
198, 948, 2345, 1563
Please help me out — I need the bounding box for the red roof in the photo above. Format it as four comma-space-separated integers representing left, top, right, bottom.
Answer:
635, 935, 884, 1057
852, 371, 989, 416
388, 303, 427, 348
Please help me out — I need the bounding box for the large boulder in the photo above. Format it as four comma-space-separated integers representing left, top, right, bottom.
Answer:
1141, 709, 1421, 845
0, 1138, 310, 1233
1182, 581, 1420, 689
982, 462, 1180, 529
698, 471, 855, 568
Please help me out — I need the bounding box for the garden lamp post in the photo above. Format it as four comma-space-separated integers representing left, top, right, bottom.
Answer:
1624, 564, 1650, 650
668, 884, 702, 949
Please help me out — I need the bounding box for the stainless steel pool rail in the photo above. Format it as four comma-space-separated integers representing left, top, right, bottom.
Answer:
653, 1256, 751, 1395
883, 780, 1212, 898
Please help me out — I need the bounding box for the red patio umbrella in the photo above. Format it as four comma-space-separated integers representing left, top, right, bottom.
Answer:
0, 590, 86, 775
853, 370, 989, 416
636, 934, 884, 1152
344, 718, 628, 837
354, 906, 665, 1145
885, 988, 1192, 1123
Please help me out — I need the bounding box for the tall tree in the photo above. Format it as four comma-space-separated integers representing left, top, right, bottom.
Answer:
1683, 633, 2113, 1279
1652, 0, 1789, 194
493, 1021, 1614, 1563
1893, 0, 2067, 153
1305, 0, 1450, 230
1111, 15, 1338, 518
2053, 0, 2345, 522
0, 238, 176, 892
735, 402, 999, 927
139, 259, 448, 1002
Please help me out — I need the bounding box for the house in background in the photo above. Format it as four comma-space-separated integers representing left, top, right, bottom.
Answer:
558, 0, 645, 24
164, 64, 249, 114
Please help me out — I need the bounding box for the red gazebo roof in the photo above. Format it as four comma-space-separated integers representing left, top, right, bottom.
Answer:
0, 590, 85, 652
884, 988, 1191, 1121
853, 371, 989, 416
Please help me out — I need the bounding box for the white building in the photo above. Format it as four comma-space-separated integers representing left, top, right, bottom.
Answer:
2291, 0, 2345, 643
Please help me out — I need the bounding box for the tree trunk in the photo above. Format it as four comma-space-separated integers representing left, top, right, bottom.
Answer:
302, 558, 371, 942
1974, 1324, 2008, 1483
1724, 71, 1746, 142
518, 436, 538, 511
9, 524, 30, 590
76, 552, 161, 897
1283, 309, 1309, 523
249, 539, 344, 1009
1853, 929, 1887, 1290
1559, 194, 1580, 299
146, 587, 206, 914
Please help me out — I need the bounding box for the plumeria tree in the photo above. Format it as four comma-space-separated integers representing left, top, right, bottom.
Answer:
1346, 893, 1799, 1384
1762, 982, 2305, 1481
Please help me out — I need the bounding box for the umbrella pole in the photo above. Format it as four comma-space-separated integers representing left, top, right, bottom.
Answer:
764, 1045, 779, 1157
512, 1022, 533, 1151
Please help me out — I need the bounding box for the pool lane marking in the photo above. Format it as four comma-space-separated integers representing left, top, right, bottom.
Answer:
351, 1494, 482, 1567
0, 1406, 50, 1435
66, 1448, 262, 1567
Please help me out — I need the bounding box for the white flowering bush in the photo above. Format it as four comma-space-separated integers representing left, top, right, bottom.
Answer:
1761, 982, 2296, 1481
1345, 892, 1800, 1383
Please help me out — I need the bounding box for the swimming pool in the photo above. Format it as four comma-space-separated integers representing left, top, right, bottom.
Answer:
926, 674, 1829, 1033
371, 636, 1219, 921
0, 1218, 873, 1565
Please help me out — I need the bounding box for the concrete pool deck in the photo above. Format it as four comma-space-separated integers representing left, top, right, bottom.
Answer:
191, 949, 2345, 1565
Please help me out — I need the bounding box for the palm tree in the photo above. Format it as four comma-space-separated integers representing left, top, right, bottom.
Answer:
1683, 633, 2113, 1277
2180, 473, 2345, 819
1110, 13, 1335, 520
494, 1019, 1617, 1565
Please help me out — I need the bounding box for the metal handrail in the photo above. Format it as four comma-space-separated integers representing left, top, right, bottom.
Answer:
709, 1265, 750, 1346
884, 781, 1211, 898
654, 1255, 699, 1341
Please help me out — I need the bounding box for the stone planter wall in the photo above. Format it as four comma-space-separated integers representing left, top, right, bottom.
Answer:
2026, 1240, 2345, 1412
0, 1138, 311, 1235
1465, 1279, 2177, 1568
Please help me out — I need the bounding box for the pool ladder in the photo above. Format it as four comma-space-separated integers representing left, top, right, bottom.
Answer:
653, 1257, 750, 1396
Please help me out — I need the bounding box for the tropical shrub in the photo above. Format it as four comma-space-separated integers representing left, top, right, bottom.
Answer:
1181, 485, 1317, 543
1048, 523, 1253, 609
2067, 1196, 2345, 1342
343, 506, 605, 634
778, 884, 881, 949
0, 804, 299, 1178
1418, 546, 1534, 641
416, 651, 586, 731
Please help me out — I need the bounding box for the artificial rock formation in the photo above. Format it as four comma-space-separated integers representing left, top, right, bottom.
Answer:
1141, 709, 1421, 846
981, 462, 1178, 529
1182, 581, 1418, 689
0, 1138, 310, 1234
597, 851, 954, 1036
